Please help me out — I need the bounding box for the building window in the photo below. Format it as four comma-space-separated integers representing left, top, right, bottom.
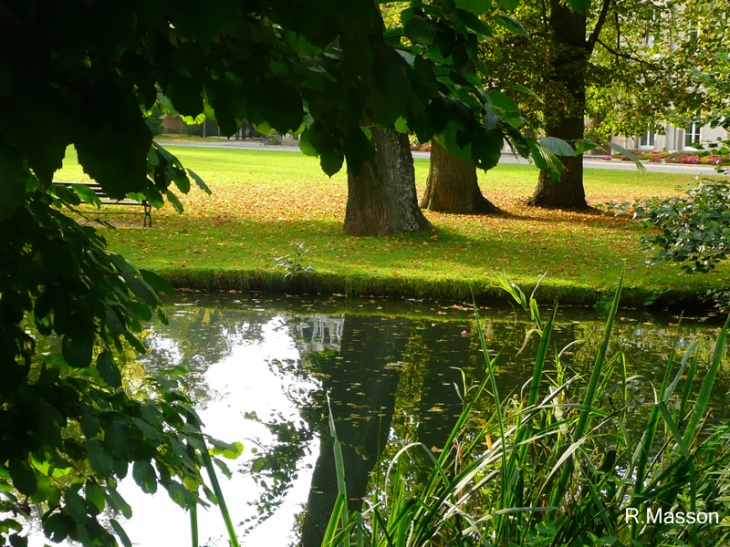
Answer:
684, 122, 701, 148
638, 131, 655, 149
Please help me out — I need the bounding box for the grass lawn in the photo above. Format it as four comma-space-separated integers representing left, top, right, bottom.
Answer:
55, 145, 730, 308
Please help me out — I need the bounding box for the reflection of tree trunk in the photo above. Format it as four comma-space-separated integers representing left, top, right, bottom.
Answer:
411, 322, 475, 466
420, 141, 498, 214
344, 127, 431, 236
301, 315, 407, 547
528, 0, 589, 210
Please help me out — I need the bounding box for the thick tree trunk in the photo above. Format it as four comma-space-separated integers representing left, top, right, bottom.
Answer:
528, 0, 589, 210
529, 115, 588, 209
420, 141, 498, 214
344, 127, 431, 236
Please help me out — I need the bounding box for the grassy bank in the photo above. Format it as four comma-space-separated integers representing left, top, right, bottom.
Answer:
56, 145, 730, 308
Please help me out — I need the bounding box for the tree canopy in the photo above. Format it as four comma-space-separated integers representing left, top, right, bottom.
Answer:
0, 0, 551, 545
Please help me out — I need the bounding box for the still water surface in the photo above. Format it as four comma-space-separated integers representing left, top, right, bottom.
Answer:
38, 292, 730, 546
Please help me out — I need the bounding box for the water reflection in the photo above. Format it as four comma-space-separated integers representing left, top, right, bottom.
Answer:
118, 293, 729, 547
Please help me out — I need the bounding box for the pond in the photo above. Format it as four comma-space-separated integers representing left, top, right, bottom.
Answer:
30, 292, 730, 547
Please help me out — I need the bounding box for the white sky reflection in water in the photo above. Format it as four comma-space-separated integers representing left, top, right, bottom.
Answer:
122, 315, 319, 546
62, 315, 316, 547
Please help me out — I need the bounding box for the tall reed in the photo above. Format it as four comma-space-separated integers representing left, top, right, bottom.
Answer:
321, 277, 730, 547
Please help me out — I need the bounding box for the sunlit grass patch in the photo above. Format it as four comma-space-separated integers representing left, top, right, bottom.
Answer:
55, 145, 729, 307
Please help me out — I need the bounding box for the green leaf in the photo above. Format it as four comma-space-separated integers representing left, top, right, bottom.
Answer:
404, 16, 439, 46
253, 121, 272, 136
213, 458, 232, 479
435, 126, 471, 161
131, 418, 162, 442
539, 136, 575, 156
140, 404, 165, 426
8, 533, 27, 547
320, 151, 344, 176
80, 413, 101, 438
140, 269, 175, 296
493, 14, 529, 37
606, 142, 647, 172
452, 10, 493, 40
104, 421, 131, 459
187, 168, 211, 195
574, 139, 602, 155
43, 513, 73, 543
511, 84, 543, 103
85, 483, 106, 515
472, 130, 504, 171
132, 460, 158, 494
110, 519, 132, 547
64, 490, 87, 522
527, 140, 566, 178
209, 439, 244, 459
172, 173, 191, 194
61, 333, 93, 368
258, 79, 303, 134
106, 488, 133, 519
72, 184, 102, 207
455, 0, 492, 14
9, 460, 37, 496
167, 80, 204, 117
487, 91, 520, 116
166, 190, 184, 213
165, 481, 190, 507
97, 351, 122, 388
298, 131, 318, 156
86, 441, 114, 477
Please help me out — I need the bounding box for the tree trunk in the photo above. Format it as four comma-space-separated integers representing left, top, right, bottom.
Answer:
528, 115, 588, 209
528, 0, 589, 210
344, 127, 431, 236
420, 141, 498, 214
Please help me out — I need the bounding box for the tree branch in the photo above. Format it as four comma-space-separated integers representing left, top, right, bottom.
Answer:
587, 0, 612, 53
595, 37, 653, 66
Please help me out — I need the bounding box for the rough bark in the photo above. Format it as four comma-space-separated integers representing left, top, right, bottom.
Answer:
420, 141, 498, 214
344, 127, 431, 236
528, 0, 590, 210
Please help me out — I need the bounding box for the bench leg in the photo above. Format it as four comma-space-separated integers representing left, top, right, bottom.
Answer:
143, 203, 152, 227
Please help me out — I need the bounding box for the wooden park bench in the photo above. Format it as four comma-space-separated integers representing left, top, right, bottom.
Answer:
52, 181, 152, 227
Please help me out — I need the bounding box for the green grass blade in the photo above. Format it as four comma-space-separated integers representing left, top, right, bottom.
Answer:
321, 494, 346, 547
327, 394, 351, 547
656, 402, 692, 459
199, 439, 240, 547
683, 313, 730, 446
550, 269, 624, 508
190, 503, 199, 547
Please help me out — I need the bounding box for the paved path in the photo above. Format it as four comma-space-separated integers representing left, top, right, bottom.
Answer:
156, 138, 722, 176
